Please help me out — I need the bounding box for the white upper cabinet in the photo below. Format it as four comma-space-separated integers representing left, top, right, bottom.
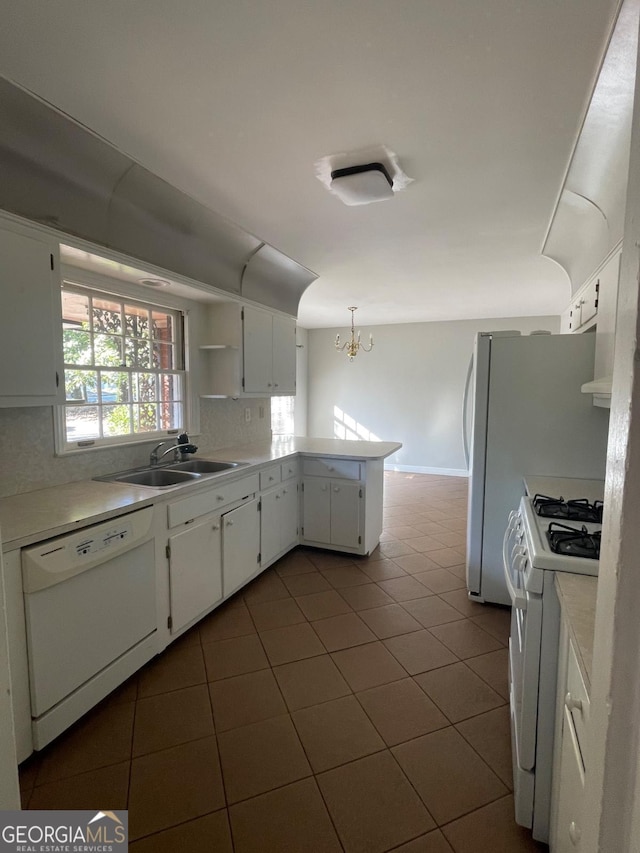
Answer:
243, 305, 275, 393
578, 248, 621, 407
271, 314, 297, 394
0, 222, 64, 406
199, 301, 296, 397
592, 250, 621, 388
243, 305, 296, 395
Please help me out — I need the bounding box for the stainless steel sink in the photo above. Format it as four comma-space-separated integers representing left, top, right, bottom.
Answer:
94, 458, 246, 488
168, 459, 241, 474
111, 469, 199, 488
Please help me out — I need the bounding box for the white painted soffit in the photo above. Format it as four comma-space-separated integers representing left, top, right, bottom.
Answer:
543, 0, 639, 294
0, 77, 317, 316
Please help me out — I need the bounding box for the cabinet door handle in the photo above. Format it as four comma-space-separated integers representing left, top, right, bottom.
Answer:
267, 382, 272, 387
282, 489, 287, 495
275, 494, 280, 500
333, 487, 340, 493
274, 383, 279, 387
569, 821, 582, 846
217, 495, 224, 501
321, 485, 328, 491
565, 692, 583, 713
226, 520, 234, 527
328, 466, 335, 471
212, 524, 220, 531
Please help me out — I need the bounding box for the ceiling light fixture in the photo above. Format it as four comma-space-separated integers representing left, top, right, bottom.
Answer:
335, 307, 374, 361
330, 162, 394, 206
316, 145, 413, 206
139, 278, 169, 288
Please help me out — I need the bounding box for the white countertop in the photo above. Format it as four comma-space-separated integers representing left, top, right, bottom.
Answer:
0, 437, 401, 551
524, 475, 605, 503
555, 572, 598, 690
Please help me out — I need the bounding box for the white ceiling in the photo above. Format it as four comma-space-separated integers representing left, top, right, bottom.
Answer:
0, 0, 623, 327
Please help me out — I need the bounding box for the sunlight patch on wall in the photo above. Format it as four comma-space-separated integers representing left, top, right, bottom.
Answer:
334, 406, 380, 441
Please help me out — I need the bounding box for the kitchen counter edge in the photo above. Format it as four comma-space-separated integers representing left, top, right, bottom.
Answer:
0, 437, 402, 551
555, 572, 598, 692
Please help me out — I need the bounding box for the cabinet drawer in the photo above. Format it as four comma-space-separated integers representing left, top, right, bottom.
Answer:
260, 465, 281, 490
281, 459, 299, 481
565, 638, 590, 766
302, 458, 361, 480
168, 473, 259, 527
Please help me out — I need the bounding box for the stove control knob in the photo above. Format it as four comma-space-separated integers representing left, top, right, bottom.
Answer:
565, 692, 583, 714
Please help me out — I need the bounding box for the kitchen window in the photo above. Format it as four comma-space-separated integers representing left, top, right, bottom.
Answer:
271, 395, 295, 435
56, 283, 186, 451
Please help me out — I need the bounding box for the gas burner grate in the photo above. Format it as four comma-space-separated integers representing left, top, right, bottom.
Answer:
546, 522, 601, 559
533, 494, 603, 523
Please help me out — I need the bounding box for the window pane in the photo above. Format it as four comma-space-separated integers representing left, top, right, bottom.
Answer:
161, 401, 182, 431
66, 405, 100, 440
102, 405, 132, 436
101, 371, 130, 403
125, 304, 150, 339
125, 338, 151, 368
62, 290, 90, 329
159, 374, 182, 403
152, 341, 174, 369
94, 334, 123, 367
63, 330, 92, 366
151, 310, 174, 343
134, 404, 158, 433
92, 299, 122, 334
271, 396, 294, 434
65, 369, 97, 402
134, 373, 157, 402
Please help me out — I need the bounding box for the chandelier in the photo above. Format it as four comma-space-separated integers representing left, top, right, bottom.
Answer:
335, 307, 374, 361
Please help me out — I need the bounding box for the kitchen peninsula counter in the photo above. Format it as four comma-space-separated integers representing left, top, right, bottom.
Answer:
0, 437, 401, 550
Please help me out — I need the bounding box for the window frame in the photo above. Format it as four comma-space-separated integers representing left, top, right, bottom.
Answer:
55, 280, 189, 454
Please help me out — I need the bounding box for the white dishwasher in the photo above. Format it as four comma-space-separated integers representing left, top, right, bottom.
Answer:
22, 506, 157, 749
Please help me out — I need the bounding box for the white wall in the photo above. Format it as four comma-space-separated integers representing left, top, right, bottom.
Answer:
307, 315, 560, 474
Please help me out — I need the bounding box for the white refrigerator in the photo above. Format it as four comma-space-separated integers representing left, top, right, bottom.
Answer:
463, 331, 609, 606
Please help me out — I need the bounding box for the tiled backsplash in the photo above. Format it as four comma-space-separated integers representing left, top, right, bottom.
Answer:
0, 399, 271, 498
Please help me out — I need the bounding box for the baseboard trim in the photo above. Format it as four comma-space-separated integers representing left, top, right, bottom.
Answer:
384, 463, 469, 478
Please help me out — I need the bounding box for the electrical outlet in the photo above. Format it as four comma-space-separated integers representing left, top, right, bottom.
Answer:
244, 407, 251, 423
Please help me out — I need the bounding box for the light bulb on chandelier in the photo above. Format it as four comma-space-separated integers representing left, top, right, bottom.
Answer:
335, 307, 374, 361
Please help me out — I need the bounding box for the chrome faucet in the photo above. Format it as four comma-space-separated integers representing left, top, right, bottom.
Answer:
149, 434, 198, 466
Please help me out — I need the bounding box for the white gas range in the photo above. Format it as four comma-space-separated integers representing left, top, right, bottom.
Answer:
504, 477, 603, 843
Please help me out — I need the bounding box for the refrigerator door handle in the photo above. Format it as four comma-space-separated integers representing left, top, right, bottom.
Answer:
462, 354, 474, 470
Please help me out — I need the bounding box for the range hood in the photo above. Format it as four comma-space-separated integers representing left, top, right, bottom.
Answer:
0, 77, 317, 316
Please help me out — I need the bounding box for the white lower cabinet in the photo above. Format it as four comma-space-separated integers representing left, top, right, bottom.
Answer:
222, 498, 261, 597
550, 619, 590, 852
302, 477, 361, 550
553, 707, 585, 853
261, 482, 299, 566
168, 512, 222, 635
300, 455, 384, 555
167, 473, 260, 632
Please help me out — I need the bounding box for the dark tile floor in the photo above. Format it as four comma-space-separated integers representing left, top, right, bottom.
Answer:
19, 472, 547, 852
